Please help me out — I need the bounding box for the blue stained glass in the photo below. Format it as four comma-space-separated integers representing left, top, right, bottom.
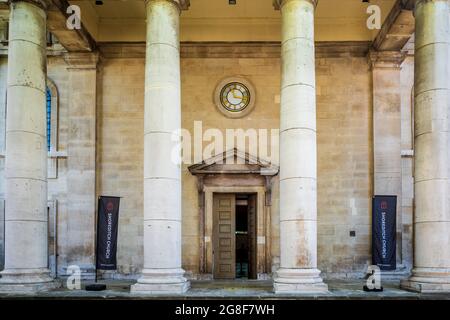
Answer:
46, 88, 51, 152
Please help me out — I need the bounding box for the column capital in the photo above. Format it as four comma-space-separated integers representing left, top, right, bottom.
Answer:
413, 0, 449, 15
414, 0, 440, 5
8, 0, 51, 10
64, 52, 100, 70
145, 0, 190, 12
368, 50, 406, 70
273, 0, 318, 10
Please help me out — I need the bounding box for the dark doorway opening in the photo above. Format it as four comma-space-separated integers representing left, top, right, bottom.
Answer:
235, 194, 257, 279
235, 202, 248, 278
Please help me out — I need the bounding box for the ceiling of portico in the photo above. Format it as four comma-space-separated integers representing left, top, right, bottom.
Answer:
69, 0, 396, 42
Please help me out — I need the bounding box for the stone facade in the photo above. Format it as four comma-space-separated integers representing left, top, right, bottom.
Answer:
0, 0, 449, 294
0, 44, 415, 280
316, 55, 373, 278
400, 56, 414, 271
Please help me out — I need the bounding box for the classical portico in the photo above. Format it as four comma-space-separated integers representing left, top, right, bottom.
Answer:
0, 0, 449, 296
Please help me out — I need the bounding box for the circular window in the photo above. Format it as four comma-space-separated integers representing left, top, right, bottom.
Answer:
214, 77, 256, 118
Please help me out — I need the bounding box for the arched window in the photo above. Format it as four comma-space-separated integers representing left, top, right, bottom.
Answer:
46, 78, 58, 153
46, 88, 51, 152
46, 78, 60, 179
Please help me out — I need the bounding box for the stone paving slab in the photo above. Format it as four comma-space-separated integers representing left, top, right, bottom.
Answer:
0, 280, 449, 300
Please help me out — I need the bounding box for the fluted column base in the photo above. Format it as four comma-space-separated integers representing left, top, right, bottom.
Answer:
274, 268, 328, 294
130, 268, 190, 294
401, 268, 450, 293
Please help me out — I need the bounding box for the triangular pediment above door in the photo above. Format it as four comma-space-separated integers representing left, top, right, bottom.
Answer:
188, 148, 278, 176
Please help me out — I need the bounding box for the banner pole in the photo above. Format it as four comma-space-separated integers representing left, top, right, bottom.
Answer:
95, 197, 100, 283
86, 197, 105, 291
87, 196, 120, 291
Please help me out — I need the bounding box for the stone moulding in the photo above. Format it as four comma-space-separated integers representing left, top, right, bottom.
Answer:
188, 148, 278, 277
96, 41, 372, 59
368, 50, 407, 69
188, 148, 279, 176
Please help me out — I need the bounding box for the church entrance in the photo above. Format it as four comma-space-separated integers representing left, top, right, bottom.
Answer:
187, 148, 279, 280
213, 193, 257, 280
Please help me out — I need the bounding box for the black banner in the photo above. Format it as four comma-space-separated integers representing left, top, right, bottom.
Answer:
372, 195, 396, 270
96, 196, 120, 270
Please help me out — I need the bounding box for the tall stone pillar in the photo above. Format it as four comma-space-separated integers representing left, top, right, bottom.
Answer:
273, 0, 327, 293
369, 51, 405, 272
131, 0, 190, 294
401, 0, 450, 293
0, 0, 56, 292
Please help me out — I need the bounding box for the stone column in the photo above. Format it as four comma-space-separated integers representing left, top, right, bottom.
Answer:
131, 0, 190, 294
401, 0, 450, 293
369, 51, 405, 272
273, 0, 327, 293
0, 57, 6, 272
63, 52, 99, 278
0, 0, 56, 292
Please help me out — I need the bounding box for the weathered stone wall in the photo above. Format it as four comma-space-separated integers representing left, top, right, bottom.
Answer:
316, 56, 373, 277
0, 48, 415, 279
0, 57, 6, 270
181, 57, 281, 276
41, 56, 98, 277
97, 58, 145, 277
96, 53, 376, 278
400, 56, 414, 271
63, 53, 98, 278
46, 56, 71, 276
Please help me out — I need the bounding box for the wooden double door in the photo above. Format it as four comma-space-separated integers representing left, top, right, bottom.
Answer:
212, 193, 257, 279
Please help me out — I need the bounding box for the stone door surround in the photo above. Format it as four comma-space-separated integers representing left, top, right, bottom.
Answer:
188, 149, 278, 279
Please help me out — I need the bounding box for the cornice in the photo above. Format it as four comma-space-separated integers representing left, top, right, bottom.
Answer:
97, 41, 371, 59
368, 50, 407, 69
63, 51, 100, 70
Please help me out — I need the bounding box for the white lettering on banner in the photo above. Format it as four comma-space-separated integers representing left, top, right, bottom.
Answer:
105, 212, 113, 259
381, 212, 387, 259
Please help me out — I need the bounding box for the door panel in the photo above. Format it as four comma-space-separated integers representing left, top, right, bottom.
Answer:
248, 194, 257, 279
213, 194, 236, 279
